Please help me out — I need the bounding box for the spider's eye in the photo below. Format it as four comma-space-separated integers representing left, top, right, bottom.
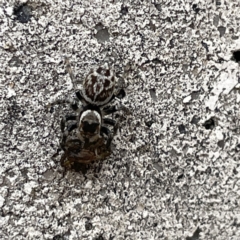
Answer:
82, 121, 99, 133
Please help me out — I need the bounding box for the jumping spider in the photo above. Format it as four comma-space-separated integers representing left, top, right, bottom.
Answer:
60, 63, 126, 169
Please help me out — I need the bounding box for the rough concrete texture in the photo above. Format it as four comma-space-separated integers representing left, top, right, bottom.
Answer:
1, 0, 240, 239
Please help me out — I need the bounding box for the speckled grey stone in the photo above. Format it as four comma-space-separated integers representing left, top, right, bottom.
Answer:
1, 0, 240, 240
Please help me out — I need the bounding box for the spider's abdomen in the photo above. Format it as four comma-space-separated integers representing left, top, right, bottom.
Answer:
82, 64, 115, 106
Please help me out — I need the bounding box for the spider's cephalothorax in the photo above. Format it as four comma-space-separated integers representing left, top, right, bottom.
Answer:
78, 108, 101, 141
60, 63, 126, 169
61, 103, 118, 168
60, 104, 115, 166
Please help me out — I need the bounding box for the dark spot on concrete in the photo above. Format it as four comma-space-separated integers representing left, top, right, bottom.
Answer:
53, 235, 65, 240
169, 38, 174, 48
149, 88, 157, 101
218, 140, 225, 148
109, 235, 115, 240
178, 124, 186, 134
6, 98, 21, 122
192, 4, 200, 14
233, 167, 238, 175
14, 4, 32, 23
145, 120, 154, 127
217, 57, 224, 63
149, 21, 156, 31
94, 236, 104, 240
216, 0, 221, 6
206, 167, 212, 174
186, 227, 201, 240
191, 91, 200, 100
189, 22, 194, 29
49, 107, 54, 114
95, 23, 104, 31
203, 118, 215, 130
232, 50, 240, 62
85, 222, 93, 231
153, 222, 158, 227
176, 173, 184, 181
153, 163, 163, 172
152, 58, 162, 64
201, 41, 209, 52
213, 15, 219, 27
236, 144, 240, 152
154, 4, 161, 11
120, 5, 128, 15
95, 28, 110, 42
218, 26, 226, 37
96, 67, 103, 74
95, 23, 110, 42
9, 56, 23, 67
182, 64, 189, 73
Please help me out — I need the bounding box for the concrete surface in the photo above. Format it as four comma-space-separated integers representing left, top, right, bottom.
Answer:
0, 0, 240, 239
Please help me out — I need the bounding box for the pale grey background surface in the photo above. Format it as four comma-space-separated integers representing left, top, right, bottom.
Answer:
0, 0, 240, 239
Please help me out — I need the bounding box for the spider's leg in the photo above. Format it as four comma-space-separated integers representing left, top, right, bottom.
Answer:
76, 91, 83, 101
60, 115, 77, 133
70, 102, 79, 111
61, 130, 68, 150
67, 123, 77, 132
102, 105, 118, 115
115, 89, 126, 99
100, 126, 112, 148
65, 57, 75, 83
45, 99, 81, 113
52, 116, 77, 160
103, 102, 129, 116
61, 117, 66, 133
101, 126, 111, 136
103, 118, 116, 126
102, 118, 118, 138
113, 72, 126, 100
103, 88, 125, 106
112, 121, 119, 136
106, 133, 114, 149
51, 147, 62, 159
60, 117, 77, 149
102, 122, 119, 149
102, 88, 125, 107
75, 91, 88, 105
66, 115, 77, 121
45, 99, 73, 110
61, 115, 77, 132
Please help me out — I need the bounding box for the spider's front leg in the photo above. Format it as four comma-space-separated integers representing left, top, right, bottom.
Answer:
101, 118, 119, 149
75, 90, 87, 104
102, 99, 130, 116
51, 114, 78, 160
60, 115, 78, 150
45, 97, 83, 115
